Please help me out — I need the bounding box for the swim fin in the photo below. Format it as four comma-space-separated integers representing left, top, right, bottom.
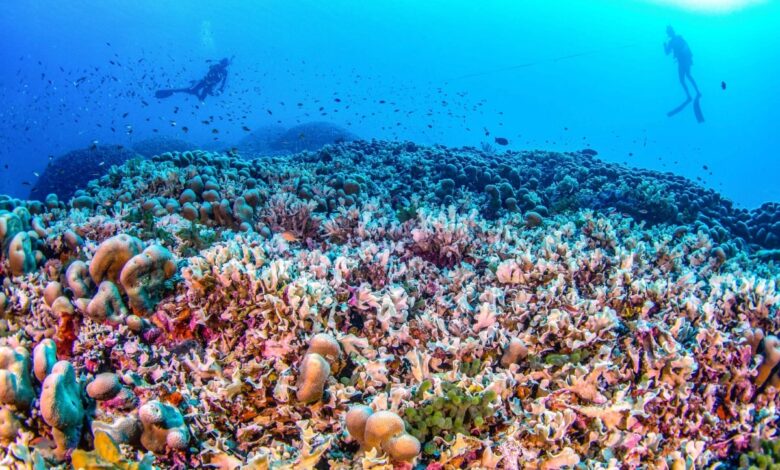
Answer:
667, 97, 692, 117
693, 95, 705, 123
155, 88, 189, 99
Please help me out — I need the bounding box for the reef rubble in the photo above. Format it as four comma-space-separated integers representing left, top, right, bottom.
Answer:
0, 140, 779, 469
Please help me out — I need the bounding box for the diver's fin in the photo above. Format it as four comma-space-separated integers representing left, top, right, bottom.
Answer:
693, 95, 705, 123
155, 88, 189, 99
667, 97, 692, 117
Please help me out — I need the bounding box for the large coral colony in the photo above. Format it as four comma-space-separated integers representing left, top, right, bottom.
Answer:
0, 140, 779, 469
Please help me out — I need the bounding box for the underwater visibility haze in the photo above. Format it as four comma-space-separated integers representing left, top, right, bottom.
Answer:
0, 0, 779, 468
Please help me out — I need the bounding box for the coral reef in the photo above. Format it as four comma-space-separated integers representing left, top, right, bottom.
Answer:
0, 141, 778, 469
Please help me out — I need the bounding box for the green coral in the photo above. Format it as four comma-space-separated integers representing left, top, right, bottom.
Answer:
458, 358, 483, 377
396, 203, 419, 223
737, 439, 780, 469
403, 379, 497, 454
176, 220, 216, 256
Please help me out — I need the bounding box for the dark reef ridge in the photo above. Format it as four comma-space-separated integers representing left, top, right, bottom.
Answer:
132, 136, 196, 158
28, 144, 140, 202
21, 139, 780, 254
237, 121, 359, 157
173, 139, 779, 253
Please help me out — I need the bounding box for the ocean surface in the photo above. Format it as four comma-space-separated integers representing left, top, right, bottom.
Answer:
1, 2, 780, 469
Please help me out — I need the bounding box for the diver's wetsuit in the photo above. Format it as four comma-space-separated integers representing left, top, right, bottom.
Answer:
189, 60, 229, 100
155, 58, 230, 101
665, 31, 699, 99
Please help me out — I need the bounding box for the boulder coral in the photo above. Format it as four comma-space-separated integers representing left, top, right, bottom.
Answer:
0, 211, 22, 252
296, 353, 330, 404
33, 338, 57, 382
40, 360, 85, 457
346, 407, 421, 463
66, 260, 93, 299
86, 372, 137, 410
0, 346, 34, 409
296, 333, 342, 403
756, 335, 780, 392
89, 234, 144, 285
0, 406, 20, 443
87, 281, 129, 324
7, 231, 36, 275
138, 400, 190, 454
119, 245, 177, 314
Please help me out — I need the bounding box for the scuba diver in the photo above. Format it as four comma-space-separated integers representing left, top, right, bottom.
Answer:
155, 58, 231, 101
664, 26, 700, 99
664, 26, 704, 123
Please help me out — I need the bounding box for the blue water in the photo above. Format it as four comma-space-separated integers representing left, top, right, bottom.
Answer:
1, 0, 778, 207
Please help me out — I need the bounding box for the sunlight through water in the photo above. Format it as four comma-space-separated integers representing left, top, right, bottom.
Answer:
648, 0, 767, 13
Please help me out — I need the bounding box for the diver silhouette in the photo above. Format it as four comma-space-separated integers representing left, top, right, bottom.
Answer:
664, 26, 699, 99
664, 27, 704, 123
155, 58, 231, 101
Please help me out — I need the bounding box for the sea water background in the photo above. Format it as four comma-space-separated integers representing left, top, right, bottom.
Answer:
0, 0, 777, 207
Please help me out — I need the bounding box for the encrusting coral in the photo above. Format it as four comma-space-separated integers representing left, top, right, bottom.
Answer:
0, 142, 777, 468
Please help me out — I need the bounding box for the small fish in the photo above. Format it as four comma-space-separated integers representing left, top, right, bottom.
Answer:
721, 81, 726, 90
212, 128, 219, 134
494, 137, 509, 146
33, 172, 40, 177
22, 181, 31, 186
98, 161, 105, 166
242, 126, 251, 132
182, 126, 189, 133
703, 165, 709, 170
280, 231, 299, 242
